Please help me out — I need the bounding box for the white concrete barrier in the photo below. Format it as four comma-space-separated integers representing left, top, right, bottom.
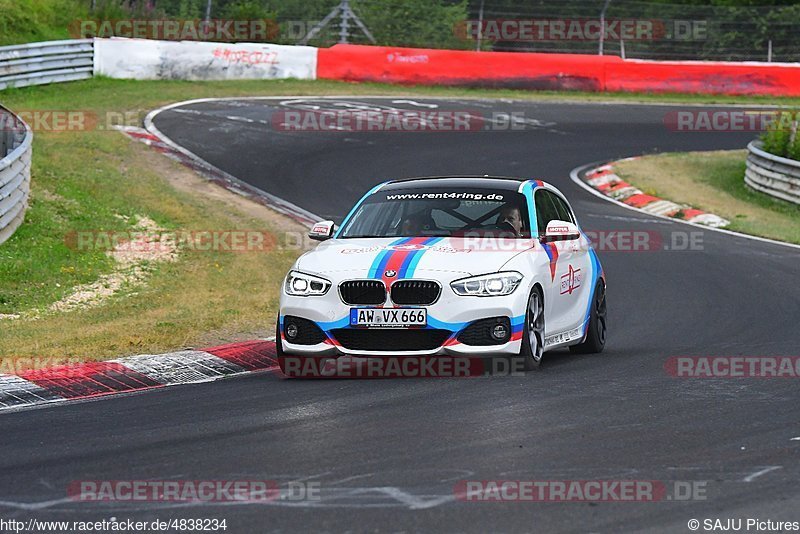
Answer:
94, 38, 317, 80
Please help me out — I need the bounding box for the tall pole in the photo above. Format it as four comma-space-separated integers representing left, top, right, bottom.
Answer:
204, 0, 212, 24
476, 0, 485, 52
339, 0, 351, 43
598, 0, 611, 55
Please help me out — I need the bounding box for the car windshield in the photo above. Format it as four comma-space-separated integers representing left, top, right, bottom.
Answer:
339, 188, 531, 238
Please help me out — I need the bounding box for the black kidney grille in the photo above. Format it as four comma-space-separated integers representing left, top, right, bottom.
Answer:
330, 329, 451, 352
390, 280, 441, 305
339, 280, 386, 305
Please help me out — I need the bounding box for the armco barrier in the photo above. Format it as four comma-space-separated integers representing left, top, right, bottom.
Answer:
0, 39, 93, 90
745, 141, 800, 205
0, 106, 32, 246
93, 38, 317, 81
317, 44, 800, 96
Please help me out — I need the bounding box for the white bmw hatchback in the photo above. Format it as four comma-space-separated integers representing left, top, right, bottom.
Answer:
277, 176, 606, 373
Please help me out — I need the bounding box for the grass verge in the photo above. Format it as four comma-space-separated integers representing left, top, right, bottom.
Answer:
614, 150, 800, 244
1, 77, 799, 365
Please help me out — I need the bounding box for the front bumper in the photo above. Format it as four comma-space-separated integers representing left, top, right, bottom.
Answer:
279, 271, 529, 357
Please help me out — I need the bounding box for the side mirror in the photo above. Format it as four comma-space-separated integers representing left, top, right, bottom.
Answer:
308, 220, 336, 241
542, 220, 580, 243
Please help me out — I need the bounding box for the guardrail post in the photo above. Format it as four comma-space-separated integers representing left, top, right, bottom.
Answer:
0, 119, 7, 157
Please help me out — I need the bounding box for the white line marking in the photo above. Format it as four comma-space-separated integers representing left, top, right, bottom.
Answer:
390, 99, 438, 108
0, 497, 73, 511
742, 466, 782, 482
143, 102, 322, 225
584, 213, 672, 224
225, 115, 255, 123
143, 95, 793, 109
0, 486, 458, 511
363, 487, 457, 510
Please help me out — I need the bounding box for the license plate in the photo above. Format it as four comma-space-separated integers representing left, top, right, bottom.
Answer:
350, 308, 427, 328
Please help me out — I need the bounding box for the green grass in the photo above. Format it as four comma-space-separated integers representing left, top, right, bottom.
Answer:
4, 76, 800, 109
0, 0, 85, 46
614, 150, 800, 244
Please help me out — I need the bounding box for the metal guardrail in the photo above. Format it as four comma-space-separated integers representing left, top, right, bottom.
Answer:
745, 141, 800, 205
0, 39, 94, 90
0, 106, 32, 245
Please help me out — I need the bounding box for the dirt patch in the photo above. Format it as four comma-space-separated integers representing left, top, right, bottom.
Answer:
49, 215, 178, 314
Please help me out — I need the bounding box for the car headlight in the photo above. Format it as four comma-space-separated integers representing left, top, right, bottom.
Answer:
284, 270, 331, 296
450, 272, 523, 297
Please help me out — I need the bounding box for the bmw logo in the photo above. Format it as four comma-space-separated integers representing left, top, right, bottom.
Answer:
384, 270, 397, 278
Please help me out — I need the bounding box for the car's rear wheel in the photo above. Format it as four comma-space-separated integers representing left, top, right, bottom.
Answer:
570, 281, 607, 354
512, 287, 545, 371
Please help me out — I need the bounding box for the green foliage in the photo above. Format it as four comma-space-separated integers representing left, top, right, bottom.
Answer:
0, 0, 799, 58
788, 121, 800, 162
351, 0, 470, 49
219, 0, 275, 20
0, 0, 87, 45
761, 111, 799, 159
90, 0, 164, 19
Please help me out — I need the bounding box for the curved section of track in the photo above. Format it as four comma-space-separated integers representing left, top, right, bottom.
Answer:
1, 98, 798, 533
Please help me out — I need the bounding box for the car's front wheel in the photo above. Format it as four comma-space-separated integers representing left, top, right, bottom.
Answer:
513, 287, 545, 371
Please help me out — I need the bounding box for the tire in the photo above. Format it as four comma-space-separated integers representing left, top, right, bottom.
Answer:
511, 287, 545, 371
275, 318, 295, 377
570, 281, 607, 354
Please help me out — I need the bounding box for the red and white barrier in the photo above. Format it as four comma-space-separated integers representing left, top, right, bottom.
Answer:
317, 44, 800, 97
90, 38, 800, 96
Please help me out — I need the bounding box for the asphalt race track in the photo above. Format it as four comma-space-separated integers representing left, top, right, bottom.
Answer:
2, 98, 799, 533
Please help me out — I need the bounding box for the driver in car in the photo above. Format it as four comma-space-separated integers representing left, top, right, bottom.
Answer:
497, 203, 524, 237
401, 211, 435, 235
